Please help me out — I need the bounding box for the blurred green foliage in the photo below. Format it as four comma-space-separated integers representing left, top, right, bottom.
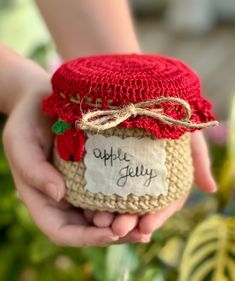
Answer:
0, 1, 235, 281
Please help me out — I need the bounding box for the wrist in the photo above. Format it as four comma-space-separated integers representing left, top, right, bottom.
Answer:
0, 45, 51, 115
20, 59, 51, 98
4, 59, 50, 115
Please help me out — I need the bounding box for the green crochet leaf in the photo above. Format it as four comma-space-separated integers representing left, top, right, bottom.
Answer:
52, 120, 72, 135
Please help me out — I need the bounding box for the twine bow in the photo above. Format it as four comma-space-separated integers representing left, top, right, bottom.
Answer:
76, 97, 218, 131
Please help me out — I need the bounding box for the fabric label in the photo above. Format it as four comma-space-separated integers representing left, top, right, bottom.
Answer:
84, 134, 168, 196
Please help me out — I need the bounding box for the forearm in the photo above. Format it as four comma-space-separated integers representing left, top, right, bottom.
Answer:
35, 0, 140, 61
0, 44, 50, 115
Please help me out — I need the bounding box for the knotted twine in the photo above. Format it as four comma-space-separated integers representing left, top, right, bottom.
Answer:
76, 97, 218, 131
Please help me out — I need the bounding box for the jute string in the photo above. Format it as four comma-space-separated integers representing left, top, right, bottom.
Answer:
76, 97, 218, 131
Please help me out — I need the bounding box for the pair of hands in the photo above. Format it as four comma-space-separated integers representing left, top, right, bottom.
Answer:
2, 81, 217, 247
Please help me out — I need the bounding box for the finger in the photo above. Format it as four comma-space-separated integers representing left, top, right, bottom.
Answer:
57, 224, 119, 247
138, 194, 188, 234
191, 131, 217, 192
112, 214, 138, 237
17, 182, 119, 247
93, 211, 115, 227
83, 209, 96, 224
5, 135, 65, 201
112, 229, 152, 244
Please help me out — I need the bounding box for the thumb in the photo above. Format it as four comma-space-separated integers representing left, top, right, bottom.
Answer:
191, 131, 217, 193
5, 135, 65, 201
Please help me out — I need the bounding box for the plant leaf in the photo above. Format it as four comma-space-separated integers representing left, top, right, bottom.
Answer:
29, 234, 57, 263
0, 0, 49, 56
138, 267, 164, 281
106, 245, 139, 281
179, 215, 235, 281
158, 237, 184, 268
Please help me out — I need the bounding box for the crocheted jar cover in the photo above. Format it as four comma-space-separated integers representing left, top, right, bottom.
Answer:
42, 54, 216, 162
53, 128, 193, 214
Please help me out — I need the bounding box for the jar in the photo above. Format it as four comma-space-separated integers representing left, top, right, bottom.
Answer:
42, 54, 217, 214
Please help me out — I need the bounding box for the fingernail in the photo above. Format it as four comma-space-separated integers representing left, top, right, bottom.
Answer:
140, 235, 151, 243
111, 236, 120, 241
103, 236, 119, 244
212, 187, 218, 193
46, 183, 63, 201
141, 238, 151, 244
110, 231, 120, 241
210, 179, 218, 193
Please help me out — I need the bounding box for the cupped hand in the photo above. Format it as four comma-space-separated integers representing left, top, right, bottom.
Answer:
86, 131, 217, 242
2, 85, 121, 247
2, 77, 217, 245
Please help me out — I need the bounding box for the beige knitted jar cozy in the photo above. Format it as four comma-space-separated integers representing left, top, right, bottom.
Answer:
53, 128, 193, 214
42, 54, 218, 214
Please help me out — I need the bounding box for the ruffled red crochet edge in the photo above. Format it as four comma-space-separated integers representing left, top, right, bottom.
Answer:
42, 92, 216, 161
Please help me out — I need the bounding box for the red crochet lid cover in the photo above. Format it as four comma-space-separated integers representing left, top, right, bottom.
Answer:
42, 54, 216, 161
